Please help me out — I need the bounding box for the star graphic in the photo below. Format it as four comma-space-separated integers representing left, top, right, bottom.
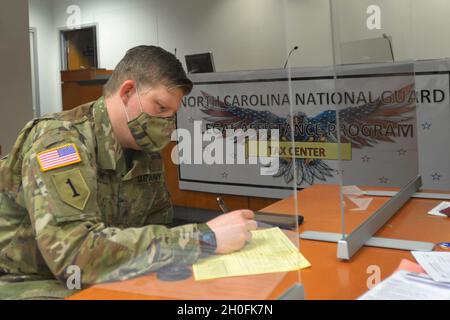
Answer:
379, 177, 389, 184
361, 155, 371, 163
221, 172, 229, 179
431, 173, 442, 181
421, 122, 432, 130
397, 149, 407, 156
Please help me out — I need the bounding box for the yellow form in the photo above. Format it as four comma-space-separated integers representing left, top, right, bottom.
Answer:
193, 227, 311, 281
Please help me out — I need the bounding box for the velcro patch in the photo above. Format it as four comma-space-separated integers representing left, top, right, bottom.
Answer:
37, 144, 81, 172
51, 168, 91, 211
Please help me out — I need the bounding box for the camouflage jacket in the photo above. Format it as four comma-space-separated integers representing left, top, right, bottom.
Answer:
0, 97, 202, 288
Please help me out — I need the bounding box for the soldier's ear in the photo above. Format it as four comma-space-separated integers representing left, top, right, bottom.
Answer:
119, 80, 136, 105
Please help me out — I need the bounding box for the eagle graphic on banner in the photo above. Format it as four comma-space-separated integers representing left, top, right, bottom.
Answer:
199, 84, 416, 185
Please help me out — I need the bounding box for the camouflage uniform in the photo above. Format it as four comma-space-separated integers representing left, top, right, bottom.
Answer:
0, 97, 203, 299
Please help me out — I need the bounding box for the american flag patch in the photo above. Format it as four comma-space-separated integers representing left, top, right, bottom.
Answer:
37, 144, 82, 172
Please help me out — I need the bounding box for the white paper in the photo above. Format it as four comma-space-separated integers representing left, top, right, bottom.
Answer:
349, 196, 373, 211
427, 201, 450, 217
358, 270, 450, 300
342, 185, 373, 211
342, 185, 364, 196
412, 251, 450, 283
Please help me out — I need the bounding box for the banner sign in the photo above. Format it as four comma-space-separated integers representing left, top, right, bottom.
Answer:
175, 61, 450, 198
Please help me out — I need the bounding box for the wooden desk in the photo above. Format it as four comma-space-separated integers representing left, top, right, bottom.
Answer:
68, 184, 450, 300
61, 69, 113, 111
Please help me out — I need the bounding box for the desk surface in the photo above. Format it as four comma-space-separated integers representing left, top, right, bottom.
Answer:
68, 184, 450, 300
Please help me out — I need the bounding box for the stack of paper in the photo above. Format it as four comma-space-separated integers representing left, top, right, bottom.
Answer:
193, 227, 310, 281
359, 252, 450, 300
411, 251, 450, 283
358, 270, 450, 300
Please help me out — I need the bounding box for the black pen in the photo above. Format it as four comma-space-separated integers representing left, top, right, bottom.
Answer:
216, 196, 273, 229
216, 196, 229, 213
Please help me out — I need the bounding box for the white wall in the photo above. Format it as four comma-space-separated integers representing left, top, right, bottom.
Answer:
52, 0, 160, 70
28, 0, 60, 116
411, 0, 450, 60
0, 0, 34, 155
331, 0, 417, 62
157, 0, 289, 72
331, 0, 450, 62
28, 0, 450, 115
50, 0, 304, 72
284, 0, 333, 68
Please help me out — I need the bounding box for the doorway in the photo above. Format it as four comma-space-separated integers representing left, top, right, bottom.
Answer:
60, 26, 98, 70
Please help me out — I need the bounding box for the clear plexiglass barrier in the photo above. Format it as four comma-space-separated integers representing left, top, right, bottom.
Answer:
18, 0, 450, 301
300, 0, 450, 261
86, 0, 307, 300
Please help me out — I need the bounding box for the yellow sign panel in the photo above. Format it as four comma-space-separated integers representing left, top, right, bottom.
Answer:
247, 141, 352, 160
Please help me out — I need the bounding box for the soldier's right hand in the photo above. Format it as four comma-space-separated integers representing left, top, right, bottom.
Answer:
206, 209, 257, 254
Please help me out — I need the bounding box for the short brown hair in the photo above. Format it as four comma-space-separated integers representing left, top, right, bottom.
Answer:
103, 45, 193, 97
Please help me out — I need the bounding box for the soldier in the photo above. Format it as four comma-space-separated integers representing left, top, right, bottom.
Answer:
0, 45, 257, 299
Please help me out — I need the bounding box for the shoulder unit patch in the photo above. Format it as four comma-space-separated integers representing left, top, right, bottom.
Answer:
51, 168, 91, 211
37, 143, 82, 172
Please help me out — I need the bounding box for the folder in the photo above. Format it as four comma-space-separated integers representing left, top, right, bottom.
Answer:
255, 211, 302, 230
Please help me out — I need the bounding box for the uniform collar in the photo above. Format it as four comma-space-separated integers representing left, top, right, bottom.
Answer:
93, 97, 161, 180
93, 97, 125, 172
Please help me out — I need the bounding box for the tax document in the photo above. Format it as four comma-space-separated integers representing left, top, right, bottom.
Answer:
193, 228, 310, 281
412, 251, 450, 283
